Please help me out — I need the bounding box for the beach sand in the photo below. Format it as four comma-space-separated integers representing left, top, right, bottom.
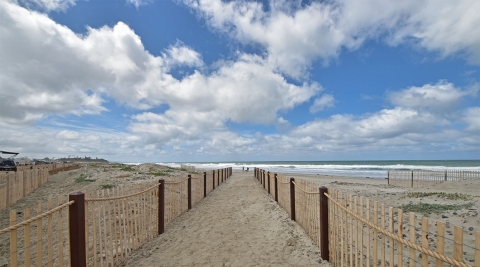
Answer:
123, 171, 329, 267
287, 173, 480, 264
1, 165, 478, 265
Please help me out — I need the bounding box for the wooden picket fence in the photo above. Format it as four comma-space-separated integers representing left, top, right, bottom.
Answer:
389, 170, 480, 188
0, 167, 232, 267
0, 164, 77, 211
254, 168, 480, 267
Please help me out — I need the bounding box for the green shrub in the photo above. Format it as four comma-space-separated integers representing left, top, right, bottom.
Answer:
399, 202, 473, 215
406, 192, 473, 200
75, 174, 96, 183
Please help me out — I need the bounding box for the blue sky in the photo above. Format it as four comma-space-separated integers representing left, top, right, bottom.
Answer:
0, 0, 479, 162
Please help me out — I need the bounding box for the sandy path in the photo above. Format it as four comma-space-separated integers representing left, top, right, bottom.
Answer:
123, 172, 330, 267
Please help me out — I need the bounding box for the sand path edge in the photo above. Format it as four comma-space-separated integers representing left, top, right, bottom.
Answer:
122, 171, 330, 267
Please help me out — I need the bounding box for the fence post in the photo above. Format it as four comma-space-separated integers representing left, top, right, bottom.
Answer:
387, 170, 390, 185
411, 170, 414, 188
69, 192, 86, 267
212, 170, 215, 189
319, 186, 329, 261
188, 175, 192, 210
267, 172, 271, 194
222, 169, 224, 183
262, 171, 265, 188
290, 178, 295, 221
158, 179, 165, 234
444, 170, 447, 181
203, 172, 207, 197
274, 173, 278, 202
217, 170, 220, 186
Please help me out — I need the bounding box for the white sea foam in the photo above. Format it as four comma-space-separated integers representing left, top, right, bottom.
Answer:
126, 161, 480, 179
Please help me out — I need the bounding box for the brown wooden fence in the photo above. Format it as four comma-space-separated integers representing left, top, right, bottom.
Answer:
1, 167, 232, 267
389, 170, 480, 188
0, 196, 73, 267
0, 168, 49, 211
254, 168, 480, 267
0, 163, 77, 211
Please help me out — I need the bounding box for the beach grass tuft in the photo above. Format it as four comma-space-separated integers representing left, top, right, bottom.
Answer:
150, 171, 172, 177
406, 192, 473, 200
399, 202, 473, 215
75, 174, 96, 183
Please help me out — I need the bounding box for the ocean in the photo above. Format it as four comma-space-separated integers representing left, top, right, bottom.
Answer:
145, 160, 480, 179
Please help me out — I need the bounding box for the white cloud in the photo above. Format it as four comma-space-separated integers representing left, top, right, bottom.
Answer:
310, 94, 334, 113
56, 130, 80, 140
1, 1, 318, 130
129, 55, 319, 143
126, 0, 152, 8
387, 0, 480, 64
0, 1, 209, 123
2, 1, 479, 160
462, 107, 480, 133
387, 81, 478, 113
184, 0, 480, 78
0, 125, 150, 161
164, 43, 204, 67
289, 107, 448, 150
19, 0, 77, 12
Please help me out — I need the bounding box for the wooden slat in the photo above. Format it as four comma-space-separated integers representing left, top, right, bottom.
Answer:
341, 192, 345, 267
454, 226, 463, 263
97, 191, 104, 267
106, 189, 114, 266
409, 213, 415, 267
111, 188, 120, 264
367, 199, 370, 267
47, 199, 53, 267
422, 217, 428, 267
381, 204, 385, 267
436, 221, 445, 267
24, 208, 31, 267
36, 203, 42, 267
398, 209, 403, 267
126, 186, 133, 254
56, 196, 63, 267
360, 196, 364, 267
92, 196, 98, 267
355, 196, 359, 267
389, 207, 394, 267
10, 210, 17, 267
350, 195, 354, 267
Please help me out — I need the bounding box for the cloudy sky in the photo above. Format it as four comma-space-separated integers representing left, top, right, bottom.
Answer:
0, 0, 479, 162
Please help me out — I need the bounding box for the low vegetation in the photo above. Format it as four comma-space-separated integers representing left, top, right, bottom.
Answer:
399, 202, 474, 215
114, 174, 131, 178
406, 192, 473, 200
120, 165, 135, 172
75, 174, 96, 183
150, 171, 172, 177
100, 184, 116, 189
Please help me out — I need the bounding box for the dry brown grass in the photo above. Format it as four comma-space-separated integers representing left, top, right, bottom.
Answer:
114, 174, 131, 178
